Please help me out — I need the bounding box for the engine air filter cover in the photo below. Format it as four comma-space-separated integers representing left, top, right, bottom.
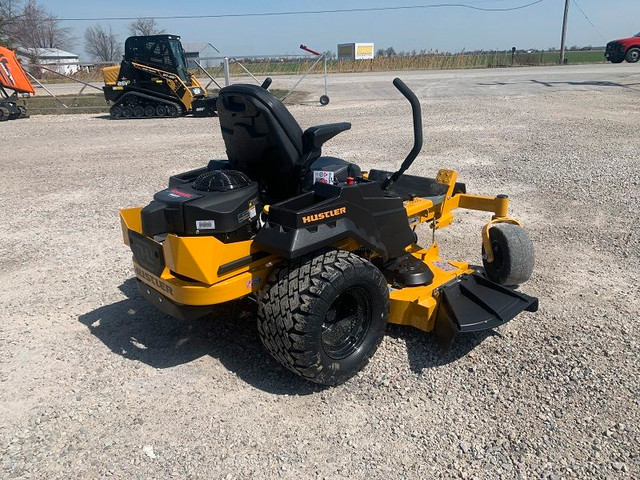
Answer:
193, 169, 252, 192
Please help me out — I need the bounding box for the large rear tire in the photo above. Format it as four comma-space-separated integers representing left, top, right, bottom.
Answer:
482, 223, 535, 286
257, 250, 389, 386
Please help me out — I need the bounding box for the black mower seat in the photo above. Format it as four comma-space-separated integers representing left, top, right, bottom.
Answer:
368, 169, 450, 204
216, 84, 350, 200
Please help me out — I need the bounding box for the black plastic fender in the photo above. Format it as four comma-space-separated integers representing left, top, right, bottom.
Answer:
254, 181, 415, 260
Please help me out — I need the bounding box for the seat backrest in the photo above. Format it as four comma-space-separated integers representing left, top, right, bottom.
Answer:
216, 84, 304, 200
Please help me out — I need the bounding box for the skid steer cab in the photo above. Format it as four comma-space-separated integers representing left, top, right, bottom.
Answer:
102, 34, 217, 119
119, 78, 538, 386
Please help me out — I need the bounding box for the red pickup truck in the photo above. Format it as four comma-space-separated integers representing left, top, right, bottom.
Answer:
605, 33, 640, 63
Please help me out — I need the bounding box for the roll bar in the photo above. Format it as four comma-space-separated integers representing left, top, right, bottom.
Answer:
382, 78, 423, 191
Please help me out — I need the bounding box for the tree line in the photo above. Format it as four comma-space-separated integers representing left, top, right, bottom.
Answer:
0, 0, 165, 62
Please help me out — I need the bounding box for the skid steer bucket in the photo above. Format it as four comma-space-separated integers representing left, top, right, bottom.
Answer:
434, 273, 538, 348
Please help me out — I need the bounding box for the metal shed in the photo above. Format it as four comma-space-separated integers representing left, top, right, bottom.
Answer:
182, 42, 220, 68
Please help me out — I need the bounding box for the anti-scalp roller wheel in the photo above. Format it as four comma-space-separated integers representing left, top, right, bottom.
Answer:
482, 224, 535, 286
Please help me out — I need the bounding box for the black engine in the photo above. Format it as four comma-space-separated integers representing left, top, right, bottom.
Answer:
141, 169, 262, 241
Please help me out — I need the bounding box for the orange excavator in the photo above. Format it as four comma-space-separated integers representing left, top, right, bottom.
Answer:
0, 46, 34, 121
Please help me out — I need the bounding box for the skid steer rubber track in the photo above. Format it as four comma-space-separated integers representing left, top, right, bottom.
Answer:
109, 91, 183, 119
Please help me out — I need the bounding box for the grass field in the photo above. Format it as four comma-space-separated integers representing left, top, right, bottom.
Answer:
219, 50, 606, 77
21, 90, 294, 115
33, 50, 607, 85
23, 93, 110, 114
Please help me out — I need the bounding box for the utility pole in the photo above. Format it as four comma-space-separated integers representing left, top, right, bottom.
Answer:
560, 0, 570, 64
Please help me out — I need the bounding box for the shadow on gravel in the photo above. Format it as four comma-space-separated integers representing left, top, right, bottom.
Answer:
78, 278, 324, 395
529, 79, 640, 89
385, 324, 496, 373
477, 79, 640, 91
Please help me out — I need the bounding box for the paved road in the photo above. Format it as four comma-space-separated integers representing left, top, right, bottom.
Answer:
322, 63, 640, 101
34, 63, 640, 103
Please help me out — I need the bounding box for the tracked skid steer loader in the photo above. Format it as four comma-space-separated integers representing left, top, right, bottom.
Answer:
102, 35, 217, 119
119, 78, 538, 385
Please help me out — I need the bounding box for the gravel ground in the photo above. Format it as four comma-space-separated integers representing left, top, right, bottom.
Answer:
1, 73, 639, 479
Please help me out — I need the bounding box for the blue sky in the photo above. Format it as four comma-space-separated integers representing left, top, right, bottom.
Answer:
41, 0, 640, 57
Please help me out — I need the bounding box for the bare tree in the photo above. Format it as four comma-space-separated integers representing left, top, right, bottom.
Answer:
84, 24, 121, 62
7, 0, 74, 53
128, 17, 165, 36
0, 0, 20, 47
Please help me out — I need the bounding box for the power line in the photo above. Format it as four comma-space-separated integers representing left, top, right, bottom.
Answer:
571, 0, 606, 42
5, 0, 547, 23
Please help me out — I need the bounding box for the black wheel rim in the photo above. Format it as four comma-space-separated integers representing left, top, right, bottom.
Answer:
322, 286, 372, 360
145, 106, 155, 117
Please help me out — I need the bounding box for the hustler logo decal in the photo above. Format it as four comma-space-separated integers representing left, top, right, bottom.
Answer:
134, 265, 174, 296
301, 207, 346, 224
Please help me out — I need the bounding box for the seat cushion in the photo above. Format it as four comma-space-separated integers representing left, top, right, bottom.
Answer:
217, 84, 303, 155
216, 84, 305, 200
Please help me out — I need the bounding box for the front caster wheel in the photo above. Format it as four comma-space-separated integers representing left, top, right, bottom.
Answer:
257, 250, 389, 386
482, 223, 535, 286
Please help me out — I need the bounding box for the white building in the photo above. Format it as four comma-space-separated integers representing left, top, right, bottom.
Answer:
17, 48, 80, 75
182, 42, 220, 69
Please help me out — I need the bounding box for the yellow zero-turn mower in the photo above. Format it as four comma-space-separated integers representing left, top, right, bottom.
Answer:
120, 78, 538, 385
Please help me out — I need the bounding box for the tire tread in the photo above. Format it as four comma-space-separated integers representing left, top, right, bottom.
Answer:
257, 250, 388, 385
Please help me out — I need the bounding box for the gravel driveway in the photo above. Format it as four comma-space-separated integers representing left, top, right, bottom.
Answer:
1, 71, 638, 479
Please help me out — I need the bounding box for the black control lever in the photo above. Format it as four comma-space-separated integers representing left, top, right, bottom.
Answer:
382, 78, 423, 191
261, 77, 272, 90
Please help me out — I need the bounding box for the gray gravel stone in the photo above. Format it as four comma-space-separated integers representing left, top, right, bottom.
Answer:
1, 68, 639, 479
